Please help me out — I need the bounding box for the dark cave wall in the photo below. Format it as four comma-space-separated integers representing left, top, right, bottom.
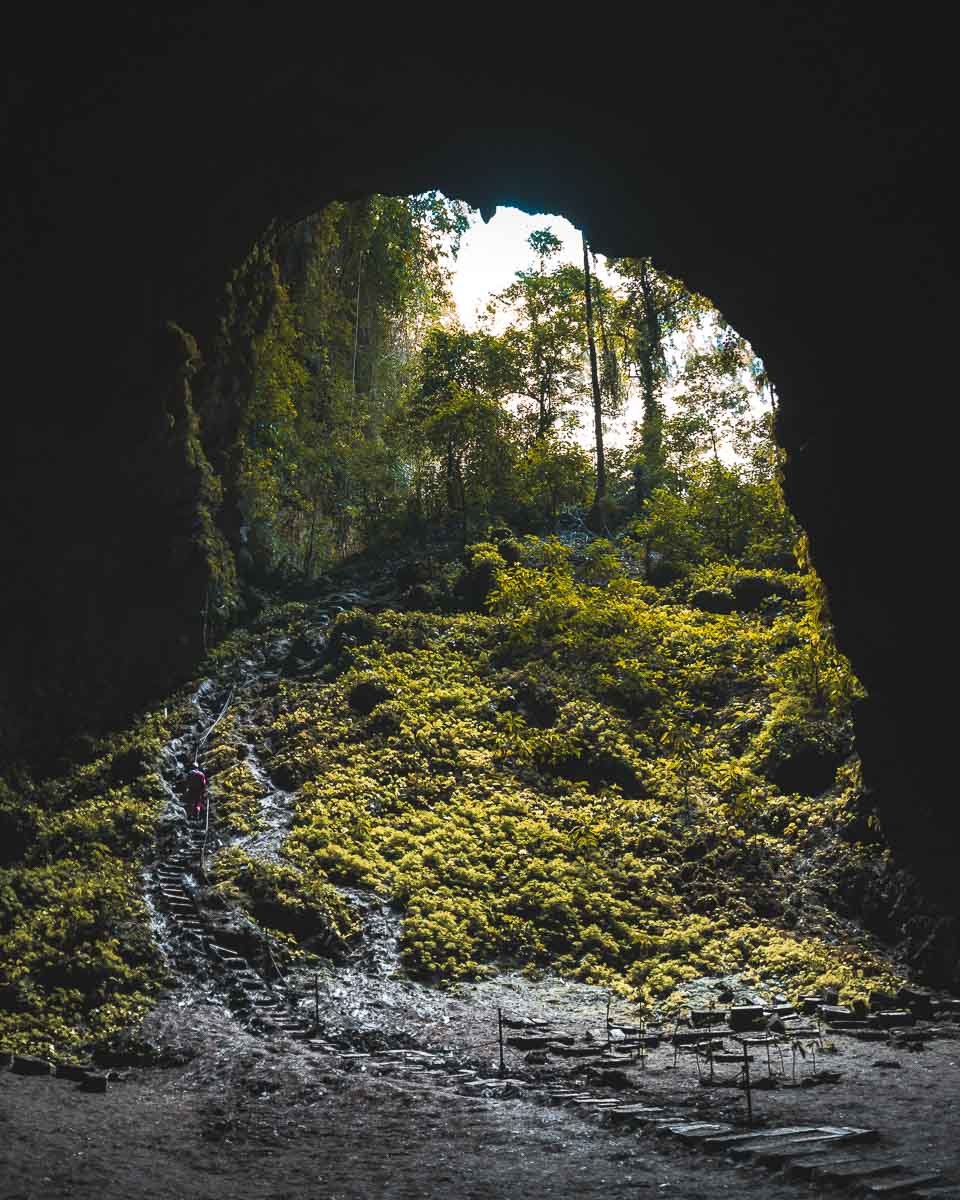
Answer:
3, 8, 955, 926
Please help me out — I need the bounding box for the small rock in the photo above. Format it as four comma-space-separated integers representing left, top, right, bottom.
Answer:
55, 1063, 94, 1081
80, 1073, 108, 1093
728, 1005, 765, 1031
871, 1060, 902, 1069
869, 990, 898, 1011
819, 1005, 854, 1023
869, 1010, 915, 1029
11, 1055, 53, 1076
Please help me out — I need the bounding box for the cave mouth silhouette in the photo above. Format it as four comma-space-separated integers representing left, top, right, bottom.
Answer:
4, 12, 956, 980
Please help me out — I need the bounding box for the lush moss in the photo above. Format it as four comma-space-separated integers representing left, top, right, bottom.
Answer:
259, 540, 896, 1006
211, 847, 359, 954
0, 710, 177, 1056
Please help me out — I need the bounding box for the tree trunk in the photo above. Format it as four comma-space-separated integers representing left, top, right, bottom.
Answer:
638, 258, 663, 468
583, 236, 606, 504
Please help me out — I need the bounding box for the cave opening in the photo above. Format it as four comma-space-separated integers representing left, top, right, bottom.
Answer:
203, 191, 789, 588
162, 190, 886, 1008
3, 14, 956, 1009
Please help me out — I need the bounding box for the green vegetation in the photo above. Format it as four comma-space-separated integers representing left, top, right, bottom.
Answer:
258, 525, 892, 1007
0, 712, 176, 1057
0, 196, 903, 1058
202, 202, 774, 574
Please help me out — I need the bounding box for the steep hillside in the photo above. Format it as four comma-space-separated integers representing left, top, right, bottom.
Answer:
1, 530, 911, 1060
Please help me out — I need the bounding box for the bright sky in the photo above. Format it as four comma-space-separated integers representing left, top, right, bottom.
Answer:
451, 206, 586, 330
449, 205, 635, 447
445, 203, 770, 458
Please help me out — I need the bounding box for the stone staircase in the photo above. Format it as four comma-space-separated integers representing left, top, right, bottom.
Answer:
152, 824, 313, 1041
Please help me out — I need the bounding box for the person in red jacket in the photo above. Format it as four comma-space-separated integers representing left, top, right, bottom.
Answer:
185, 762, 208, 822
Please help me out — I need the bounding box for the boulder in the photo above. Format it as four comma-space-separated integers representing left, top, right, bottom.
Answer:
690, 588, 736, 614
348, 679, 393, 715
11, 1054, 53, 1076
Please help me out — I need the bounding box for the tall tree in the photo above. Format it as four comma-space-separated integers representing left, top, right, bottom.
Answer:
486, 230, 586, 439
407, 326, 517, 542
608, 256, 709, 489
582, 235, 606, 504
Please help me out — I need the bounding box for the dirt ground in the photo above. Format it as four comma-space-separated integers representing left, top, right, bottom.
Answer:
3, 968, 959, 1200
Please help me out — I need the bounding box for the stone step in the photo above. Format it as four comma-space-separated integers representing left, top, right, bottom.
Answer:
673, 1029, 725, 1046
786, 1153, 874, 1179
506, 1033, 574, 1050
869, 1011, 916, 1029
812, 1161, 905, 1186
663, 1122, 737, 1142
606, 1105, 669, 1124
859, 1176, 945, 1197
551, 1044, 614, 1058
820, 1006, 855, 1022
704, 1126, 877, 1153
731, 1131, 878, 1162
11, 1055, 53, 1076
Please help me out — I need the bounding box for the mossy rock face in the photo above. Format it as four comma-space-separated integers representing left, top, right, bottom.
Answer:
348, 679, 393, 715
691, 588, 736, 614
731, 574, 800, 612
514, 682, 559, 729
768, 738, 846, 796
396, 560, 432, 591
453, 560, 497, 611
109, 743, 152, 785
402, 583, 434, 612
325, 611, 378, 664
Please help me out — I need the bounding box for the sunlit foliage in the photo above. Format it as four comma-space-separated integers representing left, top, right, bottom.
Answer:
257, 534, 892, 1007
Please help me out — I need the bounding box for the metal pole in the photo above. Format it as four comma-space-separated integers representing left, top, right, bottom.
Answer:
498, 1008, 505, 1074
314, 973, 320, 1029
742, 1041, 753, 1124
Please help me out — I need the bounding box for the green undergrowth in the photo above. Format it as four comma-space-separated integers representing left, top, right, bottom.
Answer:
252, 536, 898, 1008
0, 707, 180, 1058
203, 715, 265, 836
210, 847, 360, 955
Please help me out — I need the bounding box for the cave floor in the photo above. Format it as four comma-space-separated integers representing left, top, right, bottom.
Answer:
3, 974, 959, 1200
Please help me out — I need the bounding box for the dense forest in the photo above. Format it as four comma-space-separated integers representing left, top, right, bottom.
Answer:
201, 193, 787, 580
0, 195, 901, 1058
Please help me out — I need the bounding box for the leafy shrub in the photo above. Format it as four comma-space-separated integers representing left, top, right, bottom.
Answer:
259, 536, 888, 1007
